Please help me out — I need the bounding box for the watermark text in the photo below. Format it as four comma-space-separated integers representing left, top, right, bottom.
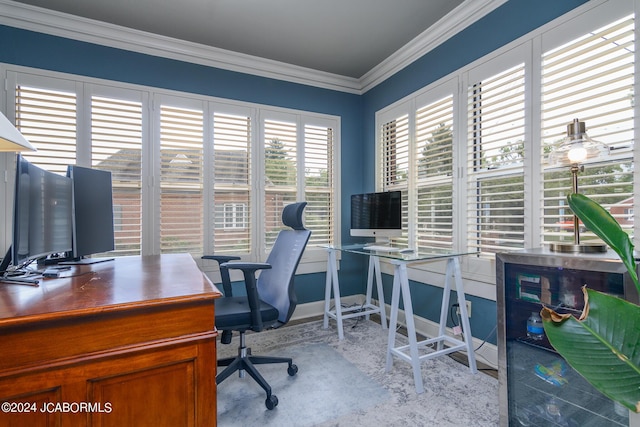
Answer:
2, 401, 112, 414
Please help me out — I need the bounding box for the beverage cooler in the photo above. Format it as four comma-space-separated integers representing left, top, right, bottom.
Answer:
496, 248, 639, 426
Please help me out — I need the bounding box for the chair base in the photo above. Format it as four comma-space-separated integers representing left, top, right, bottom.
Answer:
216, 331, 298, 410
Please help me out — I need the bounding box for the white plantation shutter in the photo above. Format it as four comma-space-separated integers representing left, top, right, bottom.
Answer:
380, 113, 410, 245
159, 105, 204, 254
213, 112, 252, 253
466, 63, 526, 256
541, 14, 634, 245
304, 124, 334, 245
6, 71, 337, 268
12, 81, 143, 258
381, 114, 410, 189
263, 118, 298, 250
15, 86, 77, 174
415, 94, 454, 250
91, 95, 143, 256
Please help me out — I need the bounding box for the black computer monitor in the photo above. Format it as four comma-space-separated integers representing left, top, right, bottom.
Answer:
64, 165, 115, 264
11, 154, 73, 268
350, 190, 402, 239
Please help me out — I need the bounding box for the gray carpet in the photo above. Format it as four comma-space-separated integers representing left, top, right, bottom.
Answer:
216, 319, 499, 426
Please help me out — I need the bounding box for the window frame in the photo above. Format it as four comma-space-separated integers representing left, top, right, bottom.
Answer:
1, 64, 340, 274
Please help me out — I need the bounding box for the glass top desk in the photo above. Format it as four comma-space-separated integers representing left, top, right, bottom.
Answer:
322, 244, 478, 394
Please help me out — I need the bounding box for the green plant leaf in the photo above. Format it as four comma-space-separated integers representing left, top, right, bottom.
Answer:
542, 288, 640, 412
567, 193, 639, 292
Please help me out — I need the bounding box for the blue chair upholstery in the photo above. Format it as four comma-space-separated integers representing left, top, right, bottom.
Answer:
202, 202, 311, 410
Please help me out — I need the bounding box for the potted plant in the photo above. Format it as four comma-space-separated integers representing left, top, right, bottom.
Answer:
541, 193, 640, 415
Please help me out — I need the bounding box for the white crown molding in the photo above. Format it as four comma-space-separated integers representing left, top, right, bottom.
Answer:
0, 0, 505, 95
0, 0, 362, 94
360, 0, 509, 93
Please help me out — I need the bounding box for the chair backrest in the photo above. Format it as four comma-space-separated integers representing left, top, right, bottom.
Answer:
257, 202, 311, 324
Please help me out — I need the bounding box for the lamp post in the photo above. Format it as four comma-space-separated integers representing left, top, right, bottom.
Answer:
548, 119, 609, 253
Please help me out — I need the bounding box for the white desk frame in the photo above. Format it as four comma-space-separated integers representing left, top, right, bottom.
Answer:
322, 245, 477, 394
323, 247, 388, 340
385, 256, 477, 394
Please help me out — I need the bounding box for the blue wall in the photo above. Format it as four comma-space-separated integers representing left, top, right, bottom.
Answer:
0, 0, 590, 340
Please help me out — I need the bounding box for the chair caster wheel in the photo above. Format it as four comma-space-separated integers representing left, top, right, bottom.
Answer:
288, 364, 298, 376
265, 395, 278, 410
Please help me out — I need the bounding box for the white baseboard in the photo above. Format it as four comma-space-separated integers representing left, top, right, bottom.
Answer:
292, 295, 498, 370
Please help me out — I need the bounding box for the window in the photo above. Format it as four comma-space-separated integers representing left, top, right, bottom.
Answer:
380, 111, 410, 246
263, 117, 298, 251
12, 77, 147, 257
541, 14, 634, 246
212, 111, 252, 253
159, 103, 204, 255
466, 63, 526, 257
376, 0, 635, 282
91, 93, 144, 256
4, 69, 338, 268
415, 94, 454, 250
261, 113, 338, 252
378, 81, 458, 252
15, 84, 77, 174
221, 203, 247, 229
304, 122, 336, 246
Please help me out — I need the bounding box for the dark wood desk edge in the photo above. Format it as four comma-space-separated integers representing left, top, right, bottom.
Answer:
0, 292, 219, 329
0, 253, 222, 328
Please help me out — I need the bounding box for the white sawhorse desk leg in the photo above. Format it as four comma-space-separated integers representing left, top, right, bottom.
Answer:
323, 248, 387, 340
385, 257, 477, 394
365, 256, 388, 327
323, 248, 344, 339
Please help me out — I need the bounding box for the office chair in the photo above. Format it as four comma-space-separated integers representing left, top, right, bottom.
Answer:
202, 202, 311, 410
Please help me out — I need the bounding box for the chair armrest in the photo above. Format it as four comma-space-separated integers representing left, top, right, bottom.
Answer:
220, 262, 272, 331
201, 255, 241, 296
201, 255, 242, 264
219, 262, 272, 272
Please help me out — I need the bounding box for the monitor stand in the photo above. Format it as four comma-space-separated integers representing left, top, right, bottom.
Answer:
60, 257, 115, 266
0, 249, 40, 286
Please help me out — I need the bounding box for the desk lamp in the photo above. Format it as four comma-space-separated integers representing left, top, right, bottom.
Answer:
548, 118, 609, 253
0, 111, 36, 152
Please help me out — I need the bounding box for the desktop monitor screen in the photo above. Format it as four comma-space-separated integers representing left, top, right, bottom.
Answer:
12, 155, 73, 267
350, 191, 402, 239
67, 165, 115, 260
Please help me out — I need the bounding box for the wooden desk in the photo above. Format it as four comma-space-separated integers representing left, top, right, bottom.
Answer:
0, 253, 221, 426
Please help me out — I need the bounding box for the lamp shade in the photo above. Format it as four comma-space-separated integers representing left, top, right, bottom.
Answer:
547, 118, 609, 253
548, 118, 608, 167
0, 112, 36, 152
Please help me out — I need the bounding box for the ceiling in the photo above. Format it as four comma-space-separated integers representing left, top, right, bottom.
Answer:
9, 0, 468, 79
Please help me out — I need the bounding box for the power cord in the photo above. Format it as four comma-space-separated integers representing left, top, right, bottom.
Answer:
448, 302, 498, 373
350, 301, 367, 328
327, 301, 368, 329
450, 303, 496, 351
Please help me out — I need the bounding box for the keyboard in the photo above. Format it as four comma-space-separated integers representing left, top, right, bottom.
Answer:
363, 245, 400, 252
